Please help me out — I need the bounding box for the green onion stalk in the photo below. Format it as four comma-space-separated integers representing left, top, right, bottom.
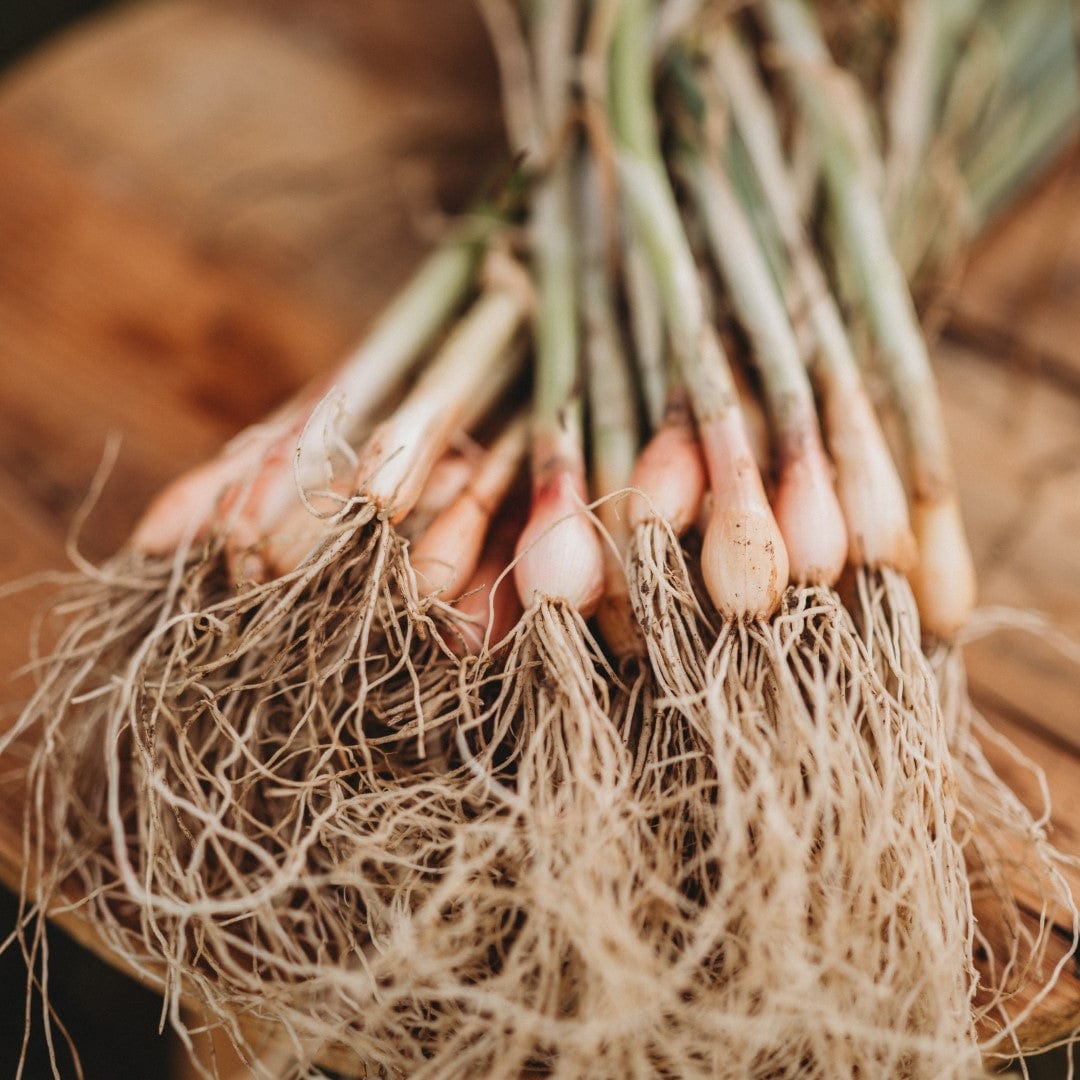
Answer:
456, 6, 670, 1073
612, 0, 788, 626
879, 0, 1078, 286
764, 0, 977, 642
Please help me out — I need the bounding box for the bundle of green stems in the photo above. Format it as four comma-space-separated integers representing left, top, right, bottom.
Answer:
4, 2, 1078, 1077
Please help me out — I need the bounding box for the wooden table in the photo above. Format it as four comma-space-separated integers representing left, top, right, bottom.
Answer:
0, 0, 1077, 1071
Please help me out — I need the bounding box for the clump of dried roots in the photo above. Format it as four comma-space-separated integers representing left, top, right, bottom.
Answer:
7, 547, 205, 935
685, 583, 982, 1077
624, 517, 718, 893
438, 598, 720, 1077
9, 501, 538, 1078
617, 510, 986, 1075
850, 566, 1080, 1064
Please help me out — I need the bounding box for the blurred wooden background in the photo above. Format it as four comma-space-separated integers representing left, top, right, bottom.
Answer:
0, 1, 1076, 1075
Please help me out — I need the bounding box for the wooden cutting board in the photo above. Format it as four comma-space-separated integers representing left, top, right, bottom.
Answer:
0, 0, 1077, 1070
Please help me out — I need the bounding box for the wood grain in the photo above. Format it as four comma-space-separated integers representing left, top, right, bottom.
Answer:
949, 147, 1080, 392
0, 0, 1076, 1069
0, 0, 502, 317
941, 336, 1080, 756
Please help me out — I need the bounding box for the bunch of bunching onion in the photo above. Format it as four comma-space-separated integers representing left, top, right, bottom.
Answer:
3, 1, 1078, 1077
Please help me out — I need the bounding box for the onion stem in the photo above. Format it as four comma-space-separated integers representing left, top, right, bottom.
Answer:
289, 216, 501, 498
411, 414, 528, 602
707, 27, 914, 573
882, 0, 942, 228
515, 0, 606, 615
622, 229, 668, 429
685, 139, 847, 587
763, 0, 975, 636
351, 281, 528, 518
581, 154, 642, 656
132, 221, 496, 557
611, 0, 787, 619
264, 284, 527, 575
581, 159, 639, 522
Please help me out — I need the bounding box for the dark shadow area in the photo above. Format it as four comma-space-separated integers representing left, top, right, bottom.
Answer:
0, 0, 117, 69
1003, 1045, 1075, 1079
0, 888, 170, 1079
